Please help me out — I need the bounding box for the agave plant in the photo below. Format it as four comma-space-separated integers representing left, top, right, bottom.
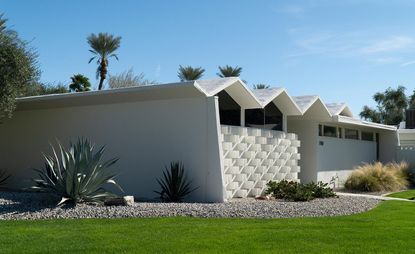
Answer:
0, 169, 10, 186
31, 138, 123, 205
155, 161, 198, 202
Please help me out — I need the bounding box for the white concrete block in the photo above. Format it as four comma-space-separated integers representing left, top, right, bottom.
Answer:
242, 181, 255, 189
227, 182, 239, 190
234, 189, 248, 198
222, 142, 233, 151
235, 174, 247, 182
242, 166, 255, 174
235, 143, 248, 151
255, 136, 267, 144
235, 158, 247, 166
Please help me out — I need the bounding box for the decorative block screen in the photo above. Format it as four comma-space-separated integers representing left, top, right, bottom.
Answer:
220, 125, 301, 199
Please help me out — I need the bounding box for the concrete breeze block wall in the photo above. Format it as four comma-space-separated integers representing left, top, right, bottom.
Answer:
220, 125, 301, 199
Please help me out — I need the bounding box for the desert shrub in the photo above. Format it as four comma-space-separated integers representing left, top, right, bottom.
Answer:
154, 161, 198, 202
31, 138, 123, 205
265, 180, 336, 201
344, 162, 410, 192
304, 181, 337, 198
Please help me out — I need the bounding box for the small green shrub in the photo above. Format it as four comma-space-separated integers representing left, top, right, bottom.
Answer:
304, 181, 337, 198
344, 162, 410, 192
31, 138, 123, 205
265, 180, 336, 201
154, 161, 198, 202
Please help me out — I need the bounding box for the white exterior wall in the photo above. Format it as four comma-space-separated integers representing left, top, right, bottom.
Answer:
221, 125, 300, 198
317, 137, 376, 186
379, 130, 399, 163
0, 95, 225, 202
287, 119, 318, 183
287, 118, 392, 186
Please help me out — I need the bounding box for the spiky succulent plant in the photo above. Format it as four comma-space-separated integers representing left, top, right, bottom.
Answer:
32, 138, 123, 205
155, 161, 197, 202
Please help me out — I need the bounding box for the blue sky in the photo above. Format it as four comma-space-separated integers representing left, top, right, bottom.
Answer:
3, 0, 415, 115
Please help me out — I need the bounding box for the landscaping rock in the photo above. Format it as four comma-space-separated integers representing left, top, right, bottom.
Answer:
0, 191, 380, 220
104, 196, 135, 206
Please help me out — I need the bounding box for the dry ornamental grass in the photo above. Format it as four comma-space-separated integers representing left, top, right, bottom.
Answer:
345, 162, 410, 192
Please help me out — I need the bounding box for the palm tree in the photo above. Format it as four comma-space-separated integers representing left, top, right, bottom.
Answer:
0, 13, 7, 33
69, 74, 91, 92
217, 65, 242, 78
87, 33, 121, 90
177, 65, 205, 81
253, 84, 270, 89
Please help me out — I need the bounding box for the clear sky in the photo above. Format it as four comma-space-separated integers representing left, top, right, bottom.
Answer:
3, 0, 415, 115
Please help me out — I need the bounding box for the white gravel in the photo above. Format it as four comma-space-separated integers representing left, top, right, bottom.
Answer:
0, 192, 380, 220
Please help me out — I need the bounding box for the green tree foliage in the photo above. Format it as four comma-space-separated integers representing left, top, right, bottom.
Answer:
0, 13, 40, 119
217, 65, 242, 78
177, 65, 205, 81
87, 33, 121, 90
0, 14, 6, 33
108, 68, 156, 89
409, 90, 415, 109
360, 86, 408, 125
69, 74, 91, 92
20, 82, 68, 97
253, 84, 270, 89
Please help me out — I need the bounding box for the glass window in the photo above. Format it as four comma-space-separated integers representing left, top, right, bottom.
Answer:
217, 91, 241, 126
318, 124, 323, 136
323, 125, 337, 137
337, 127, 343, 138
345, 129, 359, 139
245, 103, 283, 131
245, 108, 264, 128
264, 103, 283, 131
361, 131, 374, 141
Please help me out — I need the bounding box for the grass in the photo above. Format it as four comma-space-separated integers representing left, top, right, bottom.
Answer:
0, 201, 413, 253
387, 189, 415, 200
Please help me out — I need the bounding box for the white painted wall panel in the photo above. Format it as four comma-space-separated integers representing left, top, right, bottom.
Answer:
317, 137, 376, 185
0, 96, 225, 202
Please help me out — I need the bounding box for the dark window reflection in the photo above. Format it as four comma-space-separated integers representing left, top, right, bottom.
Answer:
245, 103, 283, 131
217, 91, 241, 126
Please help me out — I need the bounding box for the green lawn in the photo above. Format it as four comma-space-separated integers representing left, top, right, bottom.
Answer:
387, 189, 415, 200
0, 201, 414, 253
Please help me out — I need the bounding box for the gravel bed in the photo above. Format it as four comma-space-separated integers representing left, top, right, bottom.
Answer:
0, 192, 380, 220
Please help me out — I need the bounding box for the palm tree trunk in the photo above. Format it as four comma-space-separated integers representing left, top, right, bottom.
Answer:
98, 59, 107, 90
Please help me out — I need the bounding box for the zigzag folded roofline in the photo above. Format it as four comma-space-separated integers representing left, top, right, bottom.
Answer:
14, 77, 397, 131
194, 77, 261, 109
251, 88, 302, 115
325, 102, 353, 117
292, 95, 332, 118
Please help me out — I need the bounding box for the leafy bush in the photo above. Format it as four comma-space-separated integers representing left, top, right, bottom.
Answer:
344, 162, 410, 192
31, 138, 123, 205
265, 180, 336, 201
304, 181, 337, 198
154, 161, 198, 202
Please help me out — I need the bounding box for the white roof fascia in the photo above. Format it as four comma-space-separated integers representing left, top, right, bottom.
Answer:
18, 81, 198, 103
194, 78, 262, 109
333, 115, 397, 131
292, 95, 319, 114
270, 90, 302, 115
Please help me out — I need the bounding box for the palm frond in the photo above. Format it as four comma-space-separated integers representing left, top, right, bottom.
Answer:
217, 65, 242, 78
253, 83, 270, 89
177, 65, 205, 81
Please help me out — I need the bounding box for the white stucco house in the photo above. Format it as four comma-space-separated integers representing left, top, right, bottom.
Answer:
0, 77, 399, 202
